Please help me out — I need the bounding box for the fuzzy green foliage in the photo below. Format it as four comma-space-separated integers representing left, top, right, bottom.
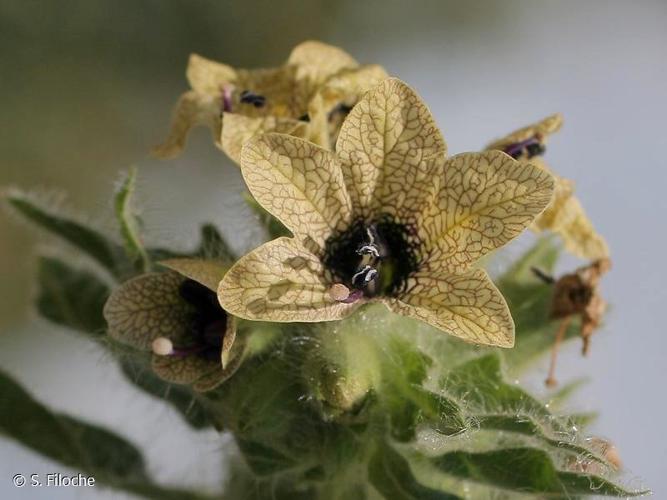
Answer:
2, 185, 647, 499
0, 370, 214, 500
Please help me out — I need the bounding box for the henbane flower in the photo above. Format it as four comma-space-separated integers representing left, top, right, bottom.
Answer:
153, 40, 387, 163
104, 259, 243, 392
485, 114, 609, 260
217, 78, 555, 347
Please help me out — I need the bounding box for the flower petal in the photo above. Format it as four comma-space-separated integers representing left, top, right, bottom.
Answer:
234, 66, 306, 118
485, 113, 563, 152
103, 272, 190, 350
420, 151, 555, 273
186, 53, 237, 95
152, 90, 221, 159
315, 64, 389, 113
151, 317, 244, 392
218, 237, 358, 322
240, 134, 353, 247
385, 268, 514, 347
152, 354, 216, 386
159, 258, 229, 292
540, 195, 609, 259
336, 78, 447, 221
221, 113, 308, 165
308, 65, 389, 149
529, 162, 609, 259
287, 40, 358, 87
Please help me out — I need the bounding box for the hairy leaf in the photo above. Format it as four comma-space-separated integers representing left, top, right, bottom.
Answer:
0, 369, 213, 499
368, 442, 460, 499
429, 447, 645, 498
6, 190, 126, 276
36, 256, 110, 335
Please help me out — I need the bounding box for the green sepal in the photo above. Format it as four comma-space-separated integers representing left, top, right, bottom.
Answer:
114, 167, 150, 273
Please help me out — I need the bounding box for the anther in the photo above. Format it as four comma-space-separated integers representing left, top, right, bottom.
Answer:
240, 90, 266, 108
352, 265, 377, 287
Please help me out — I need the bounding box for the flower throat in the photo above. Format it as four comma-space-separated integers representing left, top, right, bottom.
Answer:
324, 216, 419, 299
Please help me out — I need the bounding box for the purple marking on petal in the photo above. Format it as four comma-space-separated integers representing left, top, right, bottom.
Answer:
221, 85, 234, 113
341, 289, 364, 303
169, 344, 206, 358
503, 136, 540, 159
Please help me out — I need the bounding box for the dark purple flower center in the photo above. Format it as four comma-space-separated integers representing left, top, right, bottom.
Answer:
323, 216, 419, 298
171, 279, 227, 361
503, 135, 546, 159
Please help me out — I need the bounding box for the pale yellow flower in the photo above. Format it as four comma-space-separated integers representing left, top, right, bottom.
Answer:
486, 114, 609, 259
217, 79, 555, 348
154, 40, 387, 163
104, 259, 243, 392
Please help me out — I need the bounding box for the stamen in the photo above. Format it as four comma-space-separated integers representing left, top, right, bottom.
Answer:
357, 227, 381, 257
240, 90, 266, 108
352, 265, 378, 287
328, 103, 354, 119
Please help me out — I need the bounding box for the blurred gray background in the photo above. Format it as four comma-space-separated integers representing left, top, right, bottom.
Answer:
1, 0, 665, 498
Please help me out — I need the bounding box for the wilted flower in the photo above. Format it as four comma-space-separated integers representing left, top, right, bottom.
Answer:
534, 257, 611, 386
104, 259, 243, 392
486, 114, 609, 260
154, 40, 387, 162
217, 78, 555, 347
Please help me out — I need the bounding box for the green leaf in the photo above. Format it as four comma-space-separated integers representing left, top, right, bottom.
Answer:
429, 447, 646, 497
36, 256, 110, 335
6, 190, 126, 276
475, 414, 607, 464
243, 192, 290, 239
197, 223, 236, 261
387, 385, 465, 442
443, 354, 553, 424
368, 442, 460, 499
114, 167, 150, 272
236, 438, 300, 476
0, 369, 215, 499
379, 336, 453, 441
